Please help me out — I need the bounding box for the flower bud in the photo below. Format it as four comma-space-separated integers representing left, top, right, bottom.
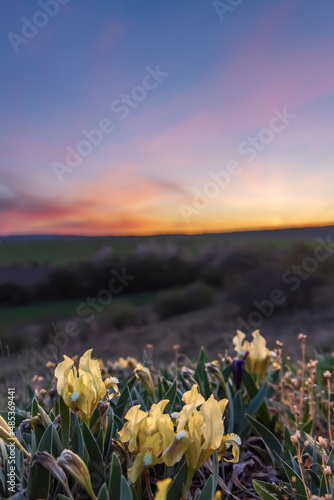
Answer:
0, 415, 30, 456
232, 352, 249, 389
34, 451, 72, 497
206, 362, 227, 392
324, 466, 332, 475
134, 363, 155, 401
57, 449, 97, 500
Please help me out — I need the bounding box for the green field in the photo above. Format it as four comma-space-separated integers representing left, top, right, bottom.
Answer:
0, 293, 155, 330
0, 232, 310, 267
0, 237, 139, 266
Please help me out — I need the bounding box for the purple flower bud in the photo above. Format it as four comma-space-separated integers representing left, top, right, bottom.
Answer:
232, 352, 249, 389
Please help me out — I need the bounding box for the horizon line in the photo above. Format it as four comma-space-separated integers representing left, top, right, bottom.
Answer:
1, 221, 334, 239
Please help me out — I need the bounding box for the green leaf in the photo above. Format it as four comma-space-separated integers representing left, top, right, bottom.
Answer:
226, 384, 234, 433
82, 422, 106, 492
31, 421, 44, 455
104, 407, 115, 457
194, 348, 211, 399
243, 372, 271, 427
157, 375, 164, 401
300, 419, 313, 435
114, 414, 124, 433
306, 468, 320, 495
289, 451, 302, 478
326, 442, 334, 474
37, 423, 53, 453
246, 415, 283, 462
72, 414, 85, 460
318, 442, 334, 497
283, 426, 295, 456
253, 480, 280, 499
36, 402, 53, 429
198, 475, 214, 500
114, 376, 136, 418
221, 364, 232, 381
120, 475, 133, 500
276, 453, 309, 500
131, 484, 138, 500
162, 377, 171, 393
178, 372, 190, 392
250, 445, 271, 462
311, 436, 321, 470
26, 425, 53, 500
245, 381, 268, 417
97, 483, 109, 500
319, 473, 327, 497
142, 350, 150, 368
242, 370, 258, 397
232, 391, 244, 433
162, 380, 178, 414
60, 396, 70, 449
108, 453, 122, 500
97, 428, 104, 454
167, 462, 187, 500
31, 398, 39, 418
132, 387, 146, 411
212, 451, 219, 495
53, 424, 62, 458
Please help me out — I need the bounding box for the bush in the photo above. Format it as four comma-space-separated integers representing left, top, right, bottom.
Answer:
228, 259, 327, 316
154, 282, 214, 319
108, 302, 138, 330
123, 253, 197, 293
0, 282, 31, 305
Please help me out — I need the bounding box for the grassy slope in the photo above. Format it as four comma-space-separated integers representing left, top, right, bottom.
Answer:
0, 233, 306, 266
0, 293, 155, 331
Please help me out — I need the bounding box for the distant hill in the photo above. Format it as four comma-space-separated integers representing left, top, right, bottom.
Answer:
1, 224, 334, 242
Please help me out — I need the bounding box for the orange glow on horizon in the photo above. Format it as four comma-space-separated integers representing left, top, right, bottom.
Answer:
3, 216, 334, 237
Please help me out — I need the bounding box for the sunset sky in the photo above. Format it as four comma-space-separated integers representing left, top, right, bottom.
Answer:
1, 0, 334, 235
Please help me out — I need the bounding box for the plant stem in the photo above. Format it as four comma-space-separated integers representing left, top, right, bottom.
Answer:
327, 378, 332, 448
145, 469, 154, 500
185, 467, 195, 493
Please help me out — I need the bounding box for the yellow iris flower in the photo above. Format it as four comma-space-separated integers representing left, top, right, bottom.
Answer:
169, 386, 229, 488
118, 385, 240, 489
155, 478, 172, 500
119, 400, 175, 483
114, 356, 138, 370
54, 349, 119, 423
233, 330, 275, 380
217, 433, 241, 462
163, 385, 238, 490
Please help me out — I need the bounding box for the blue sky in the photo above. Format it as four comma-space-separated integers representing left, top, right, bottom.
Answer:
1, 0, 334, 235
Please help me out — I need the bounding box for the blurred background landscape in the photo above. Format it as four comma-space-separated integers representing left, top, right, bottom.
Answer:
1, 224, 334, 391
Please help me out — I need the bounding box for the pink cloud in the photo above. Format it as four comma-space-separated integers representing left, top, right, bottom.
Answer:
0, 165, 190, 235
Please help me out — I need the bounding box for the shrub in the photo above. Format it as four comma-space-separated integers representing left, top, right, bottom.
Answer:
0, 282, 31, 305
154, 282, 214, 319
111, 303, 138, 330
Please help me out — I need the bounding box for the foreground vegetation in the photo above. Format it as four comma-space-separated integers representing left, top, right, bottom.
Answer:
1, 331, 334, 499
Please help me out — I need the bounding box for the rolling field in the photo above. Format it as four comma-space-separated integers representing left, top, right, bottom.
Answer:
0, 225, 330, 266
